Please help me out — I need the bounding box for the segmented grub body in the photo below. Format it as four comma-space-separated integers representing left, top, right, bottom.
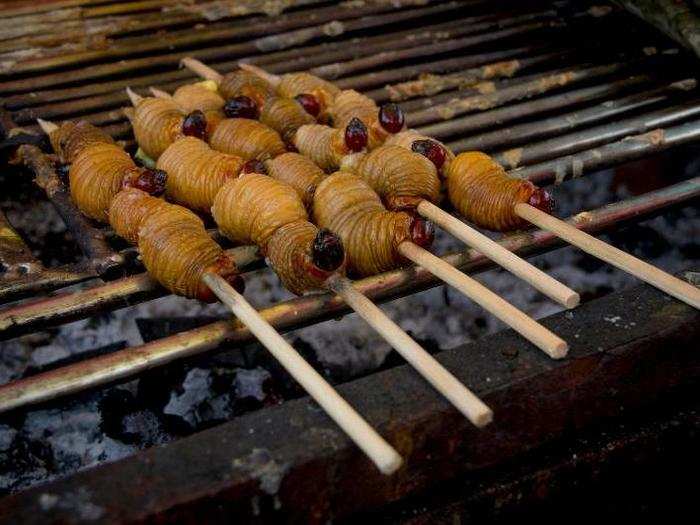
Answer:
130, 97, 185, 159
49, 120, 115, 163
156, 137, 243, 213
446, 152, 551, 231
219, 70, 276, 108
355, 145, 441, 210
260, 96, 315, 144
313, 171, 416, 276
265, 152, 325, 207
209, 118, 286, 160
328, 89, 391, 149
293, 124, 353, 171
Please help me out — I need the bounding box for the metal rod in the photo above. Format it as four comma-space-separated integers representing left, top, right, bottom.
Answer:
425, 74, 652, 141
409, 62, 629, 127
515, 119, 700, 186
495, 96, 700, 169
449, 79, 696, 153
0, 177, 697, 412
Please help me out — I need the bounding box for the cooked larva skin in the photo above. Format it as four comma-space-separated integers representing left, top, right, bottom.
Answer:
131, 97, 185, 159
218, 70, 276, 108
69, 143, 139, 222
209, 118, 286, 161
156, 137, 243, 213
260, 96, 315, 144
172, 82, 225, 114
49, 120, 115, 164
313, 171, 415, 277
265, 152, 325, 208
138, 198, 238, 302
328, 89, 393, 150
212, 173, 307, 247
265, 219, 339, 295
108, 187, 190, 244
293, 124, 353, 171
276, 72, 340, 116
355, 145, 441, 210
446, 152, 552, 232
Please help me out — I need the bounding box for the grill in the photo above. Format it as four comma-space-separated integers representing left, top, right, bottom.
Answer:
0, 0, 699, 522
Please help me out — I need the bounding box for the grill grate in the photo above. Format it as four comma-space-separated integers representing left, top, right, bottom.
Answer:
0, 0, 699, 519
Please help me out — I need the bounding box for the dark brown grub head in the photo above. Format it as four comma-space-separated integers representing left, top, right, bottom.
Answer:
182, 110, 208, 141
527, 185, 555, 215
344, 117, 368, 152
411, 139, 446, 170
378, 103, 405, 134
241, 159, 267, 175
223, 96, 259, 120
295, 93, 321, 118
312, 228, 345, 272
123, 167, 167, 196
410, 216, 435, 249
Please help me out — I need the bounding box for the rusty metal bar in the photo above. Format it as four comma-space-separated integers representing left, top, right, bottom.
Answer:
409, 62, 631, 127
495, 97, 700, 169
419, 74, 652, 140
516, 119, 700, 186
16, 145, 124, 275
0, 1, 465, 93
448, 79, 694, 152
0, 209, 42, 278
0, 176, 697, 409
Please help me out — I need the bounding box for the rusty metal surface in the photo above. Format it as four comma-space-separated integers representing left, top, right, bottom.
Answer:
0, 274, 697, 523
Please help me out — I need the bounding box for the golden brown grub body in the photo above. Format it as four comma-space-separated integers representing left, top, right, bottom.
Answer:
276, 72, 340, 117
445, 152, 554, 232
172, 82, 225, 114
49, 120, 115, 164
293, 124, 355, 171
212, 173, 341, 294
209, 118, 286, 161
355, 145, 441, 211
218, 70, 276, 108
108, 187, 186, 244
313, 171, 422, 277
156, 137, 243, 213
130, 97, 186, 159
212, 173, 307, 247
69, 143, 141, 222
265, 152, 325, 208
260, 96, 315, 144
136, 195, 241, 302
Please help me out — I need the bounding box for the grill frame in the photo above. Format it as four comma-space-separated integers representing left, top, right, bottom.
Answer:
1, 0, 700, 518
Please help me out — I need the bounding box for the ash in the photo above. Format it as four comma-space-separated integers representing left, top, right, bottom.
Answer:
1, 163, 698, 495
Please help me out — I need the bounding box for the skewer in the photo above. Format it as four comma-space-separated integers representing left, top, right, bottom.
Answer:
416, 201, 579, 308
203, 273, 403, 474
397, 241, 567, 359
327, 275, 493, 427
181, 59, 579, 309
38, 118, 404, 475
515, 203, 700, 309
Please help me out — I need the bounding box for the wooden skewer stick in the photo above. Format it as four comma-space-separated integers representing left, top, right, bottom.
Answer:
515, 203, 700, 310
417, 200, 579, 308
328, 275, 493, 427
397, 242, 568, 359
149, 86, 172, 99
238, 61, 281, 87
203, 273, 403, 475
37, 118, 58, 135
181, 57, 222, 83
125, 86, 144, 106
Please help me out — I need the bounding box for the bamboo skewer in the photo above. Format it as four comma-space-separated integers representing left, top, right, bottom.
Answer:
203, 273, 403, 474
327, 276, 493, 427
416, 200, 579, 308
398, 241, 568, 359
181, 58, 579, 309
515, 203, 700, 310
37, 118, 403, 475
